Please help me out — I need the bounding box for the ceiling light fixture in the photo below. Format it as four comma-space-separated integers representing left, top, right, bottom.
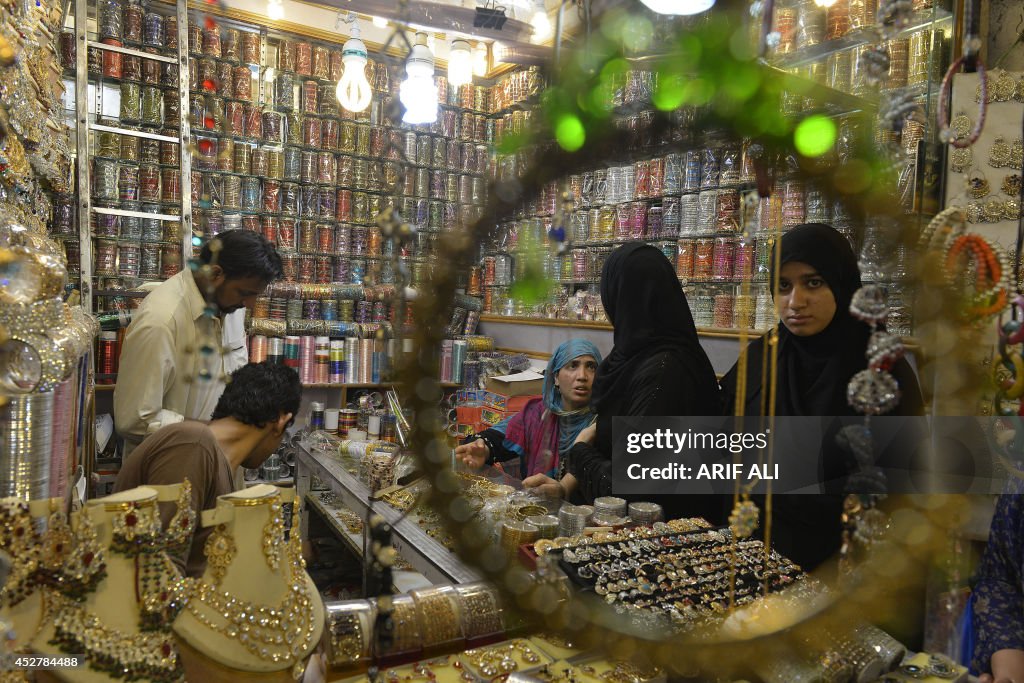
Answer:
638, 0, 715, 15
400, 33, 438, 124
529, 0, 551, 41
448, 38, 473, 87
337, 20, 372, 112
267, 0, 284, 20
472, 41, 488, 77
372, 15, 388, 28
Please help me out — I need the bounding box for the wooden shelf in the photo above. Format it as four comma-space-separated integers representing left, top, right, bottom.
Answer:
479, 314, 771, 339
480, 315, 920, 348
93, 380, 462, 390
302, 382, 462, 388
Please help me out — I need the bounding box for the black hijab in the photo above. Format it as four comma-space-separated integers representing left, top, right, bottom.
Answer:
729, 223, 870, 416
591, 243, 715, 414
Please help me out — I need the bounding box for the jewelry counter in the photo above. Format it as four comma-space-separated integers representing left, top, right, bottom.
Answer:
295, 442, 481, 586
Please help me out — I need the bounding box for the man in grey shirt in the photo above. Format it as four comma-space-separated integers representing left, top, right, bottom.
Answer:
114, 362, 301, 576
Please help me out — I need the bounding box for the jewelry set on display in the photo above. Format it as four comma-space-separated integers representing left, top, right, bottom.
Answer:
948, 66, 1024, 225
975, 69, 1024, 104
46, 484, 195, 682
557, 529, 802, 624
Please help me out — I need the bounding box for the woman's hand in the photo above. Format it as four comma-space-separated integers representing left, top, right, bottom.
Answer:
987, 649, 1024, 683
523, 474, 565, 499
574, 424, 597, 446
455, 438, 489, 469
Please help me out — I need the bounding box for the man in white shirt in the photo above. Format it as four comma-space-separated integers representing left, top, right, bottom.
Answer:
114, 229, 282, 455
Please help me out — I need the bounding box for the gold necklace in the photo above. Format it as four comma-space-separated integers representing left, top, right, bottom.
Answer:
49, 593, 183, 682
186, 499, 316, 664
186, 579, 316, 664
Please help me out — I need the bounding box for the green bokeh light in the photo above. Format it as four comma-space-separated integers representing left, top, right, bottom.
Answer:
682, 78, 714, 106
555, 115, 586, 151
621, 15, 653, 52
720, 64, 761, 103
653, 73, 687, 111
794, 115, 837, 157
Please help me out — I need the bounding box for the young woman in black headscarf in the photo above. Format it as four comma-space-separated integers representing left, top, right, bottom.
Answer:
523, 243, 723, 509
719, 222, 924, 569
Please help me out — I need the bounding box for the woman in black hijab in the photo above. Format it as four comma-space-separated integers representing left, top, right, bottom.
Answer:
524, 243, 722, 505
720, 222, 924, 569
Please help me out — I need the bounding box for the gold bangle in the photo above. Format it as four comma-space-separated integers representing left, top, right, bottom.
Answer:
458, 586, 503, 638
413, 592, 462, 646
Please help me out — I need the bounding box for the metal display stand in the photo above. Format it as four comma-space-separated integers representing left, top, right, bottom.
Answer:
70, 0, 192, 314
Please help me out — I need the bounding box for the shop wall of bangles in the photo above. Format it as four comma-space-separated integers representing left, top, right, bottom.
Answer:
5, 0, 1005, 678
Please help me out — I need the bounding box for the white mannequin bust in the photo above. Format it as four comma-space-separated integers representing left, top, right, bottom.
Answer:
173, 485, 324, 680
32, 487, 187, 683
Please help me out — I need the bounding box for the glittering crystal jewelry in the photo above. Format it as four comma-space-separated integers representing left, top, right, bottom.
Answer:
975, 80, 992, 104
48, 593, 183, 683
55, 505, 107, 600
993, 69, 1017, 102
162, 479, 195, 556
37, 499, 72, 584
966, 201, 984, 224
0, 500, 39, 608
990, 136, 1011, 168
967, 171, 991, 198
186, 518, 317, 666
847, 285, 902, 415
950, 146, 972, 173
262, 495, 285, 571
1003, 173, 1022, 197
728, 498, 759, 539
984, 197, 1006, 223
859, 45, 891, 86
110, 501, 163, 556
137, 553, 192, 632
203, 523, 236, 587
1012, 138, 1023, 169
950, 113, 971, 140
1005, 198, 1022, 221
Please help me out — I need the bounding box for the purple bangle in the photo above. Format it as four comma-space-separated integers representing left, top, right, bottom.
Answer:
938, 55, 987, 149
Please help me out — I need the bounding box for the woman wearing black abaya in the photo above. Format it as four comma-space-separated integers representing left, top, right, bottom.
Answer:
720, 222, 924, 570
523, 243, 723, 509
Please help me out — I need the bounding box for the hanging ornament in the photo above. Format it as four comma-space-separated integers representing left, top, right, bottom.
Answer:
875, 0, 913, 37
836, 424, 887, 495
866, 330, 906, 370
728, 498, 759, 539
859, 46, 891, 87
847, 369, 902, 415
880, 89, 922, 135
849, 284, 889, 326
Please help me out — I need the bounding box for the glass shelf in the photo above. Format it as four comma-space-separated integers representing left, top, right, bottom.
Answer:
768, 8, 953, 70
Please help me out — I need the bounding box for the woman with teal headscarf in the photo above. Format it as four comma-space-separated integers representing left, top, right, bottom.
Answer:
456, 339, 602, 478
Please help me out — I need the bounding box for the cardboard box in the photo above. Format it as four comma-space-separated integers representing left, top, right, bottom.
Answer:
484, 370, 544, 397
456, 405, 483, 426
479, 390, 508, 411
